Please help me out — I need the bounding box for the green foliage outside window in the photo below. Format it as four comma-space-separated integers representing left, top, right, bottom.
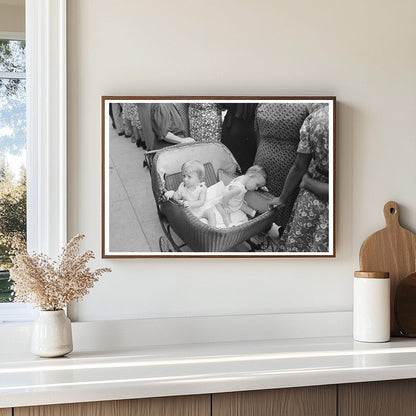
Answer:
0, 38, 27, 303
0, 162, 26, 302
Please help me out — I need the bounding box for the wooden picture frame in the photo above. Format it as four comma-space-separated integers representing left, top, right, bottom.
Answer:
102, 96, 336, 258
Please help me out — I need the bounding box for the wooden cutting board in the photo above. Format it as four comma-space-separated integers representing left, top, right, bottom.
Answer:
359, 201, 416, 336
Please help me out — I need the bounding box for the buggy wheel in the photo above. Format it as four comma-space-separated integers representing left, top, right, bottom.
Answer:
159, 236, 173, 252
247, 234, 277, 252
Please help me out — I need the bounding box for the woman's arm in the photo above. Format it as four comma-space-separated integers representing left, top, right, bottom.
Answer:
300, 174, 328, 201
269, 152, 312, 207
152, 104, 194, 144
165, 132, 194, 144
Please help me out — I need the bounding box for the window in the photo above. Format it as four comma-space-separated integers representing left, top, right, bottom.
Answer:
0, 35, 26, 305
0, 32, 35, 322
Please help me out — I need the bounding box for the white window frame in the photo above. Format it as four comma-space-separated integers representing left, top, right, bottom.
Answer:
0, 0, 67, 323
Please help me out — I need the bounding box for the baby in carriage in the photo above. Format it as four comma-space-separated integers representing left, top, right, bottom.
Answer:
164, 160, 217, 226
215, 165, 267, 227
165, 160, 267, 229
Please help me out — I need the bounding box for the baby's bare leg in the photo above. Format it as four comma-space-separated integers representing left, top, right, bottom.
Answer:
201, 207, 216, 227
215, 203, 231, 226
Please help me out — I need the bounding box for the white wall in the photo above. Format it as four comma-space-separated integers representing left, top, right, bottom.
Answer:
67, 0, 416, 322
0, 3, 24, 33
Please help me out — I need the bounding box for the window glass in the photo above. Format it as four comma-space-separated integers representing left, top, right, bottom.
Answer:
0, 39, 26, 303
0, 39, 26, 73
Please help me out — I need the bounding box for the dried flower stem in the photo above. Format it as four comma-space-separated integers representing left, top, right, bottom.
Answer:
10, 234, 111, 310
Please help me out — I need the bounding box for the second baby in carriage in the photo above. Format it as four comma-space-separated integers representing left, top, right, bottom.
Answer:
164, 160, 267, 228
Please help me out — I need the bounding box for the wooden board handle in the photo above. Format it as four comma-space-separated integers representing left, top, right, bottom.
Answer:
384, 201, 400, 228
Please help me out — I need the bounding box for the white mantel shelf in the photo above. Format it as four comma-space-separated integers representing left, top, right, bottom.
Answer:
2, 335, 416, 409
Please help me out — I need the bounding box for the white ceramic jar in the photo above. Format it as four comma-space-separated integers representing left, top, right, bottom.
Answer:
353, 271, 390, 343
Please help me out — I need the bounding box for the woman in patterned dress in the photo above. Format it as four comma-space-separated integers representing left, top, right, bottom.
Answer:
188, 103, 222, 142
128, 104, 146, 148
121, 103, 135, 140
254, 103, 310, 232
269, 104, 330, 252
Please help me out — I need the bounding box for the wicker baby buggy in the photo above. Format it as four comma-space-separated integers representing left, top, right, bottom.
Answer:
150, 142, 279, 252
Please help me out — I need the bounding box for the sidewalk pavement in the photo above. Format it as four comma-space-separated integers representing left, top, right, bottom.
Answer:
109, 125, 163, 252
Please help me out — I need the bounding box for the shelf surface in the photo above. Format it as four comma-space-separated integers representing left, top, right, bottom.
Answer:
2, 336, 416, 408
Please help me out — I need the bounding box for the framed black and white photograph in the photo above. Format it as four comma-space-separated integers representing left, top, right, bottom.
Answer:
102, 97, 336, 258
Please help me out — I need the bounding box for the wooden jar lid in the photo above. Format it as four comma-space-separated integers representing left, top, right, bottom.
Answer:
354, 271, 390, 279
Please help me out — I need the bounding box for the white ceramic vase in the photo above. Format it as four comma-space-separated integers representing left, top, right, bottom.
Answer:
31, 310, 73, 357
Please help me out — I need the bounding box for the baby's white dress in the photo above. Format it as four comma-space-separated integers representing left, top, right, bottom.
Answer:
177, 182, 207, 218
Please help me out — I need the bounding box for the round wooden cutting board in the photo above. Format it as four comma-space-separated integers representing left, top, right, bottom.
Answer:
359, 201, 416, 336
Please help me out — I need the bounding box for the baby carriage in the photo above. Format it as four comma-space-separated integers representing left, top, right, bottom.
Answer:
150, 142, 279, 252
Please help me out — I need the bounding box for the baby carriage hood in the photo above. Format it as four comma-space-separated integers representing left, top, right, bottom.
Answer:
153, 142, 240, 194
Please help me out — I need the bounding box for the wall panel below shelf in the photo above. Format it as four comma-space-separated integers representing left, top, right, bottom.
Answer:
212, 385, 337, 416
0, 409, 12, 416
338, 380, 416, 416
14, 395, 210, 416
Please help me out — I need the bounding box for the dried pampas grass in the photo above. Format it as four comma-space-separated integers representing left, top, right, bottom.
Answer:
10, 234, 111, 311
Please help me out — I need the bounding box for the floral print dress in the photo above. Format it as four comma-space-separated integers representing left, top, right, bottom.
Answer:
122, 103, 142, 130
189, 103, 222, 142
254, 103, 310, 231
278, 104, 330, 253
